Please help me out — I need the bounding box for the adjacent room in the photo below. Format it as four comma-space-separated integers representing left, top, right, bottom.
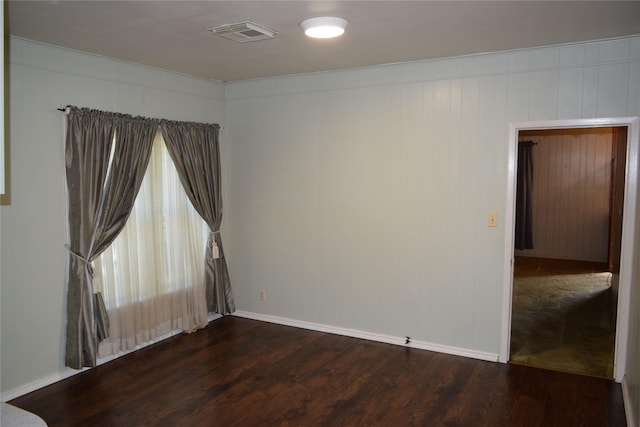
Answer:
1, 1, 640, 426
510, 127, 627, 379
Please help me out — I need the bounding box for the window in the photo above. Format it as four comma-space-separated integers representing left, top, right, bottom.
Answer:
94, 132, 209, 357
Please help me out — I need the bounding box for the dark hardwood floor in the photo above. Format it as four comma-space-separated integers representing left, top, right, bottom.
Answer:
10, 317, 626, 426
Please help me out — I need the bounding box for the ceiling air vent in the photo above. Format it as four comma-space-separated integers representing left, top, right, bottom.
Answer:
208, 21, 276, 43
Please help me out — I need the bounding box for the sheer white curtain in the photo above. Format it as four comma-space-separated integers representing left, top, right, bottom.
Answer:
95, 132, 209, 358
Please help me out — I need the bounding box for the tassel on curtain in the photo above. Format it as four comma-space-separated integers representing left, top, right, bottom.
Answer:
64, 107, 158, 369
159, 120, 236, 314
64, 106, 234, 369
515, 140, 535, 250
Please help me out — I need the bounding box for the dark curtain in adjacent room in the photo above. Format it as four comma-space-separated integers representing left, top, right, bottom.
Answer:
515, 141, 534, 250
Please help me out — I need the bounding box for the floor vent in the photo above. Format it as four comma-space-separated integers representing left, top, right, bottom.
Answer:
208, 21, 276, 43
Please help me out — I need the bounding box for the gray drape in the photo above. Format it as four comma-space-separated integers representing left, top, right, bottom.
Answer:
515, 140, 534, 250
160, 121, 235, 314
65, 107, 157, 369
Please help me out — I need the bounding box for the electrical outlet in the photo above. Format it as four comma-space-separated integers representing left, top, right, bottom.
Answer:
488, 211, 497, 227
259, 290, 266, 301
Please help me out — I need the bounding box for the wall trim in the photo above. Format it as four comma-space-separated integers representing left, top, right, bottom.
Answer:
622, 375, 636, 427
233, 310, 499, 363
1, 313, 223, 402
226, 35, 639, 99
1, 369, 80, 403
9, 37, 226, 101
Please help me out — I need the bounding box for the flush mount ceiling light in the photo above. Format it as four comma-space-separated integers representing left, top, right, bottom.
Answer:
300, 17, 348, 39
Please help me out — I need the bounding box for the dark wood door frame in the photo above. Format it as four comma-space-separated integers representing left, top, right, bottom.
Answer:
609, 127, 628, 274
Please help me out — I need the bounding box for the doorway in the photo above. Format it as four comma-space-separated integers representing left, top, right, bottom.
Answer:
508, 127, 625, 379
499, 117, 640, 383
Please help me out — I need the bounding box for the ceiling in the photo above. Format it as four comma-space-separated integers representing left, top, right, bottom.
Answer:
6, 1, 640, 83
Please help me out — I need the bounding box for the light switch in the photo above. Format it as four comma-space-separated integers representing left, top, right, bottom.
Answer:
488, 211, 497, 227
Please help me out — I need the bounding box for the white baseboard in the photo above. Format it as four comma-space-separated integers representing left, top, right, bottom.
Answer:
232, 310, 499, 363
622, 375, 636, 427
1, 367, 88, 402
1, 313, 224, 402
3, 312, 497, 401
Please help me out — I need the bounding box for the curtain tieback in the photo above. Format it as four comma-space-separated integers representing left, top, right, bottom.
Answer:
209, 231, 221, 259
65, 245, 95, 277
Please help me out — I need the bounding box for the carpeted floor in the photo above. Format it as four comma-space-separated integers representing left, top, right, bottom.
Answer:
509, 257, 617, 379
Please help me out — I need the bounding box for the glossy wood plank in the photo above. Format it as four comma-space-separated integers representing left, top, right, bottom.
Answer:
9, 317, 626, 426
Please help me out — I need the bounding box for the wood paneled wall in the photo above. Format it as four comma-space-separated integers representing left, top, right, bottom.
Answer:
516, 128, 614, 262
224, 36, 639, 362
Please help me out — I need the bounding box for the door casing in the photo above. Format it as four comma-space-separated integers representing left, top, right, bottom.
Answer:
500, 117, 640, 383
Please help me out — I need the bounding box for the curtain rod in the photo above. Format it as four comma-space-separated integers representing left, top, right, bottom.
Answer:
56, 106, 223, 130
519, 140, 538, 145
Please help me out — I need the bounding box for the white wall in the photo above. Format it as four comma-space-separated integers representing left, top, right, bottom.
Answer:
0, 37, 226, 395
224, 37, 640, 359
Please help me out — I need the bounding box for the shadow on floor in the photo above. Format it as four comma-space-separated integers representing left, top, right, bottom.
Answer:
509, 257, 616, 379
